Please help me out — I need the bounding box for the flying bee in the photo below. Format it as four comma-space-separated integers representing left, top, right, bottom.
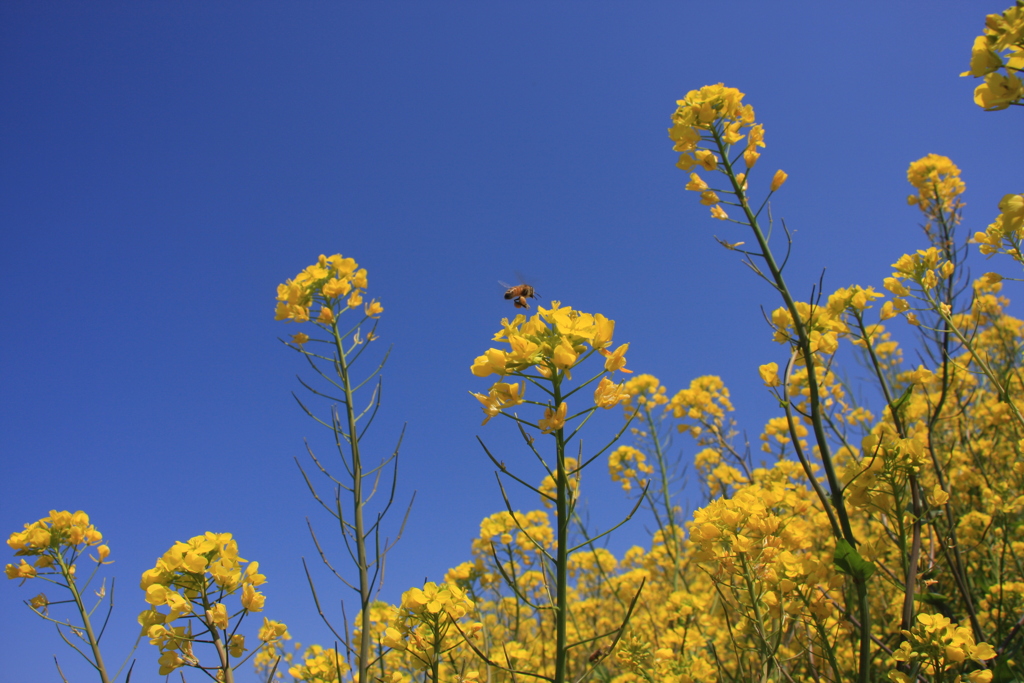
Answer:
503, 283, 538, 309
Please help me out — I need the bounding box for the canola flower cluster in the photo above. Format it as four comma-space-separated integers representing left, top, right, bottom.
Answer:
890, 614, 997, 683
275, 253, 383, 345
6, 511, 114, 683
906, 154, 966, 230
6, 509, 108, 583
668, 83, 787, 221
256, 637, 364, 683
137, 532, 288, 676
974, 192, 1024, 264
962, 2, 1024, 110
470, 302, 631, 430
381, 582, 480, 676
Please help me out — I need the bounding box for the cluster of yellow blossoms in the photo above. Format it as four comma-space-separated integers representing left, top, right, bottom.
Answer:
668, 83, 786, 221
6, 509, 108, 582
962, 2, 1024, 110
470, 302, 630, 430
974, 192, 1024, 264
382, 582, 480, 676
468, 510, 554, 573
137, 532, 288, 676
275, 253, 383, 344
287, 644, 350, 682
619, 373, 668, 413
891, 613, 997, 683
906, 154, 966, 227
607, 445, 653, 492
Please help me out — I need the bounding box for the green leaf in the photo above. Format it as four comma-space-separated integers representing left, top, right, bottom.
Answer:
833, 539, 875, 580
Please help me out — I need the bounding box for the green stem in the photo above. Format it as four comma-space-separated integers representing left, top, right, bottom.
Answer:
200, 585, 234, 683
712, 125, 871, 683
430, 615, 442, 683
54, 551, 111, 683
553, 376, 569, 683
643, 405, 681, 589
331, 320, 373, 683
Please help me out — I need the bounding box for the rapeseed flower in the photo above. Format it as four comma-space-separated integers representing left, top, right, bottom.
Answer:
470, 302, 629, 430
275, 254, 381, 325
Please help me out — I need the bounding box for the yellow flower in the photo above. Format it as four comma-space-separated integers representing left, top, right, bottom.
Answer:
710, 205, 728, 220
670, 83, 750, 130
592, 313, 615, 349
471, 391, 503, 425
552, 337, 579, 371
758, 362, 781, 387
491, 382, 525, 408
685, 173, 709, 191
471, 348, 508, 378
699, 190, 720, 206
157, 651, 185, 675
770, 169, 788, 191
962, 35, 1003, 77
975, 71, 1023, 110
244, 561, 267, 586
165, 591, 192, 616
5, 559, 37, 579
182, 550, 207, 574
608, 445, 653, 491
241, 583, 265, 612
594, 377, 627, 408
695, 149, 718, 171
538, 402, 568, 434
600, 343, 632, 374
472, 382, 526, 424
675, 153, 698, 171
365, 299, 384, 318
258, 618, 289, 642
291, 332, 310, 345
352, 268, 368, 289
722, 121, 744, 145
321, 277, 351, 299
229, 633, 247, 658
206, 603, 229, 630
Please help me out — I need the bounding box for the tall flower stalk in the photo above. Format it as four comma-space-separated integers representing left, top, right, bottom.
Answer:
470, 302, 644, 683
669, 84, 874, 682
276, 253, 409, 683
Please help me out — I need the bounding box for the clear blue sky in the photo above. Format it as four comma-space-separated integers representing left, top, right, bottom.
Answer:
2, 2, 1019, 680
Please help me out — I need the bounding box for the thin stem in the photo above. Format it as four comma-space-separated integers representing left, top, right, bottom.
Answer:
54, 552, 111, 683
553, 373, 569, 683
329, 319, 373, 683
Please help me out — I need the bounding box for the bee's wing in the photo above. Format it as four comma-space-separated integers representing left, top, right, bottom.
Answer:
514, 271, 540, 296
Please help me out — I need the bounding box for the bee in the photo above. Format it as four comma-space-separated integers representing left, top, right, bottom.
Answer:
503, 283, 538, 309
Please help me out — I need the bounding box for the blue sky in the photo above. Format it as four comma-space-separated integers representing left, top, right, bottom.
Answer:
2, 2, 1020, 680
